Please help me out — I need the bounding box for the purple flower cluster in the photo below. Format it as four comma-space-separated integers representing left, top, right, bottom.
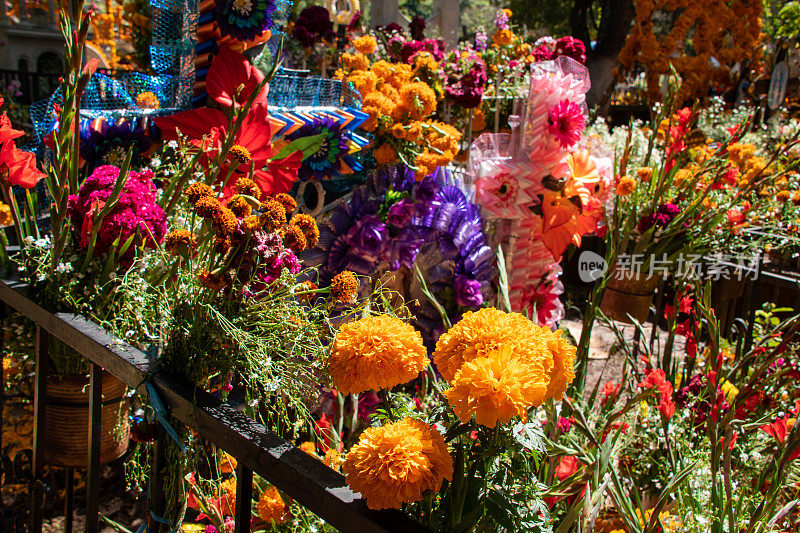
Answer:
637, 203, 681, 233
292, 6, 333, 48
474, 29, 488, 51
494, 9, 510, 30
67, 165, 166, 260
305, 165, 493, 314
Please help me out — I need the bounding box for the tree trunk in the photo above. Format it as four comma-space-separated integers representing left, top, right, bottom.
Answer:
571, 0, 635, 114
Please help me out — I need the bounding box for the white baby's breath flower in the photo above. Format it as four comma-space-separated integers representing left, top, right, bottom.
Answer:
24, 236, 35, 244
167, 140, 178, 149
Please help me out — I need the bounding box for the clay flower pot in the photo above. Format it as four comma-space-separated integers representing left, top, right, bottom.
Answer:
599, 267, 660, 324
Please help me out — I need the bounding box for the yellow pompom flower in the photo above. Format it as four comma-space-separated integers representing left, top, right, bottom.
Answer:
353, 35, 378, 55
445, 345, 547, 426
343, 417, 453, 509
492, 29, 514, 46
615, 176, 636, 196
543, 329, 577, 401
329, 315, 428, 394
218, 452, 237, 474
432, 308, 554, 383
136, 91, 160, 109
330, 270, 359, 303
299, 441, 317, 455
257, 486, 288, 524
397, 82, 437, 120
0, 202, 12, 226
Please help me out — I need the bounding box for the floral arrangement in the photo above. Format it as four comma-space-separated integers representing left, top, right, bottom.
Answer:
617, 0, 763, 103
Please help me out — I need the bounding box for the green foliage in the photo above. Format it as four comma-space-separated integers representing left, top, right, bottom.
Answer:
507, 0, 570, 37
778, 1, 800, 39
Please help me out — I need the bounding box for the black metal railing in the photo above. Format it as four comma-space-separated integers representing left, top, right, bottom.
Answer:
0, 277, 428, 533
0, 70, 60, 106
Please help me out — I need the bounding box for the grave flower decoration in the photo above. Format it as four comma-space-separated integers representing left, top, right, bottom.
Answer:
214, 0, 276, 41
285, 116, 351, 181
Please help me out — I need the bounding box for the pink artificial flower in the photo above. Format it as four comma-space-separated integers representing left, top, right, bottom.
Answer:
547, 100, 585, 148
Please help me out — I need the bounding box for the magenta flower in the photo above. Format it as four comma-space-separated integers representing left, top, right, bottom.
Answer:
547, 100, 585, 148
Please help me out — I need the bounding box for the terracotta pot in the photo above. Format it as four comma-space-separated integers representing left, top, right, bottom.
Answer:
44, 372, 130, 468
599, 269, 660, 324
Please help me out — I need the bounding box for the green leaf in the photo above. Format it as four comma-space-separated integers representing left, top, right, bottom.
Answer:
270, 132, 327, 162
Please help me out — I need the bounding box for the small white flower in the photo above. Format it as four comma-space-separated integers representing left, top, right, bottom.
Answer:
150, 157, 161, 167
24, 236, 35, 244
167, 140, 178, 149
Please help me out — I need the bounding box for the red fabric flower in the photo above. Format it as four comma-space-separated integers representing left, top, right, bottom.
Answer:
207, 47, 269, 108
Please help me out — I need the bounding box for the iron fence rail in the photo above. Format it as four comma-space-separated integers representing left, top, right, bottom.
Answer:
0, 276, 429, 533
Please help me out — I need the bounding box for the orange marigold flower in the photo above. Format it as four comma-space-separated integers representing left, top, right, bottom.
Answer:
186, 182, 214, 206
325, 449, 344, 470
290, 213, 319, 248
0, 202, 12, 226
218, 452, 237, 474
281, 223, 307, 253
405, 122, 423, 141
391, 123, 406, 139
136, 91, 160, 109
228, 194, 252, 218
777, 190, 791, 202
374, 144, 398, 165
164, 229, 197, 256
215, 236, 232, 253
543, 329, 577, 401
198, 270, 227, 292
273, 193, 297, 216
329, 315, 428, 394
233, 177, 262, 200
445, 344, 548, 426
673, 168, 692, 187
432, 308, 555, 386
352, 35, 378, 55
213, 206, 238, 236
636, 167, 653, 182
260, 198, 288, 232
195, 195, 222, 218
398, 82, 437, 120
257, 486, 287, 524
792, 191, 800, 206
343, 417, 453, 509
616, 176, 636, 196
242, 215, 261, 233
299, 441, 317, 455
342, 52, 370, 71
330, 270, 359, 302
492, 29, 514, 46
219, 478, 236, 515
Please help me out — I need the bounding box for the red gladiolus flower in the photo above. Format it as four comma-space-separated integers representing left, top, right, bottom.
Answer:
1, 139, 46, 188
638, 368, 676, 419
600, 381, 620, 406
544, 456, 586, 508
206, 47, 269, 108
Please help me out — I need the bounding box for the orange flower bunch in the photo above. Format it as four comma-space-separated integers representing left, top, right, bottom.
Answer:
617, 0, 762, 103
340, 47, 461, 179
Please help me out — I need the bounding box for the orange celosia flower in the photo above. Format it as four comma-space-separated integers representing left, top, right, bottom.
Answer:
329, 314, 428, 394
343, 417, 453, 509
433, 308, 556, 385
257, 486, 288, 524
445, 344, 548, 426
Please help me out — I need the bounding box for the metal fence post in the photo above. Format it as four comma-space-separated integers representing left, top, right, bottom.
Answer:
85, 363, 103, 533
30, 325, 49, 533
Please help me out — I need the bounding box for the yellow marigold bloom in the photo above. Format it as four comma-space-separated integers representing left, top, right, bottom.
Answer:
233, 177, 261, 200
260, 198, 287, 233
194, 196, 222, 219
136, 91, 160, 109
212, 206, 238, 236
257, 486, 287, 524
374, 144, 398, 165
219, 477, 237, 514
405, 121, 423, 141
390, 123, 406, 139
445, 344, 547, 426
502, 8, 512, 17
397, 82, 437, 120
492, 29, 514, 46
616, 176, 636, 196
330, 270, 359, 302
673, 168, 692, 187
164, 229, 197, 256
272, 193, 297, 216
342, 52, 370, 71
636, 167, 653, 182
0, 202, 12, 226
325, 449, 344, 470
343, 417, 452, 509
218, 452, 237, 474
432, 308, 554, 384
281, 223, 307, 253
543, 329, 577, 401
777, 189, 791, 202
185, 182, 215, 206
242, 215, 261, 233
299, 441, 317, 455
290, 213, 319, 248
228, 194, 252, 218
352, 34, 377, 54
329, 315, 428, 394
